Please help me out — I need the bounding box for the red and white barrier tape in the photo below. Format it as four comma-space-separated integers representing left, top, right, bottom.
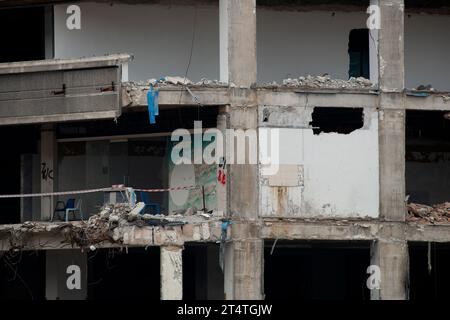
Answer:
134, 185, 198, 193
0, 185, 197, 199
0, 187, 114, 199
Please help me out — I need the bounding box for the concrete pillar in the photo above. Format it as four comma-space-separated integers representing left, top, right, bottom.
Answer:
379, 106, 405, 221
368, 0, 379, 85
377, 1, 406, 222
44, 5, 54, 59
370, 240, 409, 300
378, 0, 404, 91
160, 246, 183, 300
220, 0, 257, 87
46, 250, 88, 300
220, 0, 260, 300
216, 112, 228, 215
20, 154, 33, 222
228, 103, 258, 219
224, 223, 263, 300
40, 124, 56, 221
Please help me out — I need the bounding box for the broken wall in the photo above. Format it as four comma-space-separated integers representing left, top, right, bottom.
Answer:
168, 137, 217, 214
259, 107, 379, 218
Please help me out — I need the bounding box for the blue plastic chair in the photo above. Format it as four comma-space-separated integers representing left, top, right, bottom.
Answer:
140, 192, 161, 215
52, 198, 75, 221
65, 199, 83, 222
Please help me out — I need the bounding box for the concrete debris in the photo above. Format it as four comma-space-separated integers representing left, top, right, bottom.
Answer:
125, 77, 228, 90
263, 75, 374, 89
0, 203, 219, 250
407, 202, 450, 224
414, 84, 434, 91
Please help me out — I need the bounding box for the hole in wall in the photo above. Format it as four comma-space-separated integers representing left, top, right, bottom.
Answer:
309, 107, 364, 135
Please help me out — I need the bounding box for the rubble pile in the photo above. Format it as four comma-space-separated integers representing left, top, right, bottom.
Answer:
67, 203, 192, 247
65, 202, 219, 247
125, 76, 228, 90
0, 203, 220, 251
263, 75, 374, 89
407, 202, 450, 223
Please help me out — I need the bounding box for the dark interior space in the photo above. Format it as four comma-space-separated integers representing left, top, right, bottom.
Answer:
0, 6, 46, 63
264, 240, 371, 300
310, 107, 364, 135
183, 243, 224, 300
0, 126, 39, 224
406, 110, 450, 205
348, 29, 369, 79
87, 247, 160, 300
57, 107, 219, 139
409, 242, 450, 300
0, 250, 46, 300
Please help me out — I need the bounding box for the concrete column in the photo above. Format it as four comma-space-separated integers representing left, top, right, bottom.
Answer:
40, 124, 56, 221
220, 0, 257, 87
378, 0, 404, 91
224, 223, 263, 300
20, 154, 33, 222
228, 102, 258, 220
46, 250, 88, 300
44, 5, 54, 59
377, 1, 406, 222
370, 240, 409, 300
379, 106, 405, 221
368, 0, 379, 85
216, 112, 228, 215
160, 246, 183, 300
220, 0, 260, 300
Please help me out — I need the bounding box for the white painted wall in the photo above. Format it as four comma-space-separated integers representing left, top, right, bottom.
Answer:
260, 110, 379, 218
54, 3, 220, 82
257, 10, 367, 83
405, 14, 450, 91
54, 3, 450, 90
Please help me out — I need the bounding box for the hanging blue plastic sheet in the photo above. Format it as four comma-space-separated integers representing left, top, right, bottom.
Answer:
147, 85, 159, 124
219, 220, 232, 272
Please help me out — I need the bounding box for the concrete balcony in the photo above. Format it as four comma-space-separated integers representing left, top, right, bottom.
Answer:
0, 53, 131, 125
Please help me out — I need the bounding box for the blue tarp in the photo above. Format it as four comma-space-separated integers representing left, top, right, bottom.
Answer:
147, 85, 159, 124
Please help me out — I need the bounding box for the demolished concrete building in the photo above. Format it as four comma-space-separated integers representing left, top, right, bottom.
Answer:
1, 0, 450, 300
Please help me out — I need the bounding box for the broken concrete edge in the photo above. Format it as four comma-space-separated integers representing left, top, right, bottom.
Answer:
262, 219, 450, 243
2, 217, 450, 251
121, 84, 380, 109
0, 53, 133, 74
0, 220, 227, 252
121, 84, 450, 113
